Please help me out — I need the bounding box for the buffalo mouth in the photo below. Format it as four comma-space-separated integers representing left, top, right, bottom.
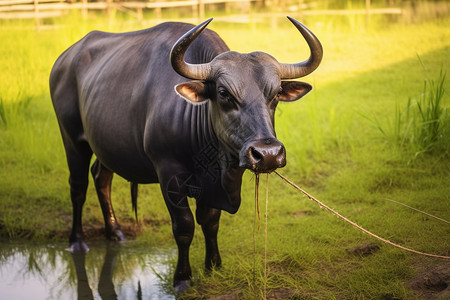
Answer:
239, 138, 287, 173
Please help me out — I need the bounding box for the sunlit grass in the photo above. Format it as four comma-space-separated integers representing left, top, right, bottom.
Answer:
362, 69, 448, 159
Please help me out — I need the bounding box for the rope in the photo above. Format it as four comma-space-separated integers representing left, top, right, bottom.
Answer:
384, 198, 450, 224
274, 171, 450, 260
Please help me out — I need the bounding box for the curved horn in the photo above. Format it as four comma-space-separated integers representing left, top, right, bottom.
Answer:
170, 18, 213, 80
278, 17, 323, 79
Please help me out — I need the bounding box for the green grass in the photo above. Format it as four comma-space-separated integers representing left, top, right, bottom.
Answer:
0, 8, 449, 299
362, 69, 449, 159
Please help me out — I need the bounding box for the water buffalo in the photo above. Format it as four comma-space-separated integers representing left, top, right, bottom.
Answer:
50, 17, 322, 292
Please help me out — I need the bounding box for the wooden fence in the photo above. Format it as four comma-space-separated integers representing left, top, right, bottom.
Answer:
0, 0, 404, 26
0, 0, 256, 21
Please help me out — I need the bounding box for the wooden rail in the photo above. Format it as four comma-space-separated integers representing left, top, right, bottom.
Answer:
0, 0, 255, 20
0, 0, 404, 27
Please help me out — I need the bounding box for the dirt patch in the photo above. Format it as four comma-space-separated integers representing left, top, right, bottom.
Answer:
60, 216, 166, 241
207, 290, 242, 300
81, 223, 142, 240
346, 243, 381, 256
193, 288, 303, 300
291, 210, 316, 218
408, 264, 450, 299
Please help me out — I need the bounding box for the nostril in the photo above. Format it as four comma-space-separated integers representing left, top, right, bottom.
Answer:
276, 146, 286, 166
240, 139, 286, 172
249, 147, 263, 163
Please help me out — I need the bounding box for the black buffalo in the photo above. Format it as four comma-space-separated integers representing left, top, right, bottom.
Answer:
50, 17, 322, 292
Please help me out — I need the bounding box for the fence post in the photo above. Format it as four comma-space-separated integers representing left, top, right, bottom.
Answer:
82, 0, 88, 18
137, 7, 143, 21
192, 3, 198, 19
107, 0, 114, 26
155, 0, 162, 20
34, 0, 40, 30
366, 0, 371, 26
198, 0, 204, 20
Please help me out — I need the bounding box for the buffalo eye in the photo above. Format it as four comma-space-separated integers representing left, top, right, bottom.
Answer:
270, 87, 283, 104
218, 89, 236, 106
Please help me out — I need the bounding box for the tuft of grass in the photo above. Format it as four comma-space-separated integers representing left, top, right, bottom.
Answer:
0, 94, 32, 129
362, 69, 448, 159
415, 70, 447, 153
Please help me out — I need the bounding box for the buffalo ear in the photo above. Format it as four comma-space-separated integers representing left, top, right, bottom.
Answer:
279, 81, 312, 102
175, 81, 209, 104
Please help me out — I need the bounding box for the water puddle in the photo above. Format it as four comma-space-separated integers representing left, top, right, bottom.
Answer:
0, 240, 176, 299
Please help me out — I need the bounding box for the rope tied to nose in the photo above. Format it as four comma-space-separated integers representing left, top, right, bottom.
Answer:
273, 171, 450, 260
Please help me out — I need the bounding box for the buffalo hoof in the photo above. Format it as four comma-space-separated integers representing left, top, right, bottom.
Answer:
67, 241, 89, 253
206, 257, 222, 273
174, 279, 192, 294
106, 228, 126, 242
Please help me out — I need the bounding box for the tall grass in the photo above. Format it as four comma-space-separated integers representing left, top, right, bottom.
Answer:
416, 70, 447, 153
363, 69, 448, 158
0, 94, 32, 129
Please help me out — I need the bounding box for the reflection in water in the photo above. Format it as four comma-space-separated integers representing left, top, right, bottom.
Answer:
0, 241, 175, 299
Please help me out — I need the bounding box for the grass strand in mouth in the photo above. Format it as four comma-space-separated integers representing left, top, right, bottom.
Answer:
254, 173, 261, 231
252, 173, 259, 295
252, 172, 270, 299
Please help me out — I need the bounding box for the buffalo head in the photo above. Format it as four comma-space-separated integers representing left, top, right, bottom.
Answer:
170, 17, 323, 173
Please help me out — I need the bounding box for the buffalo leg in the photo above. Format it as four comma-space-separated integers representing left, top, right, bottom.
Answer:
160, 173, 195, 293
91, 159, 125, 242
196, 205, 221, 271
169, 202, 195, 293
67, 144, 93, 253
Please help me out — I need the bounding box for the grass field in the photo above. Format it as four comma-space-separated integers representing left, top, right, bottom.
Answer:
0, 6, 449, 299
